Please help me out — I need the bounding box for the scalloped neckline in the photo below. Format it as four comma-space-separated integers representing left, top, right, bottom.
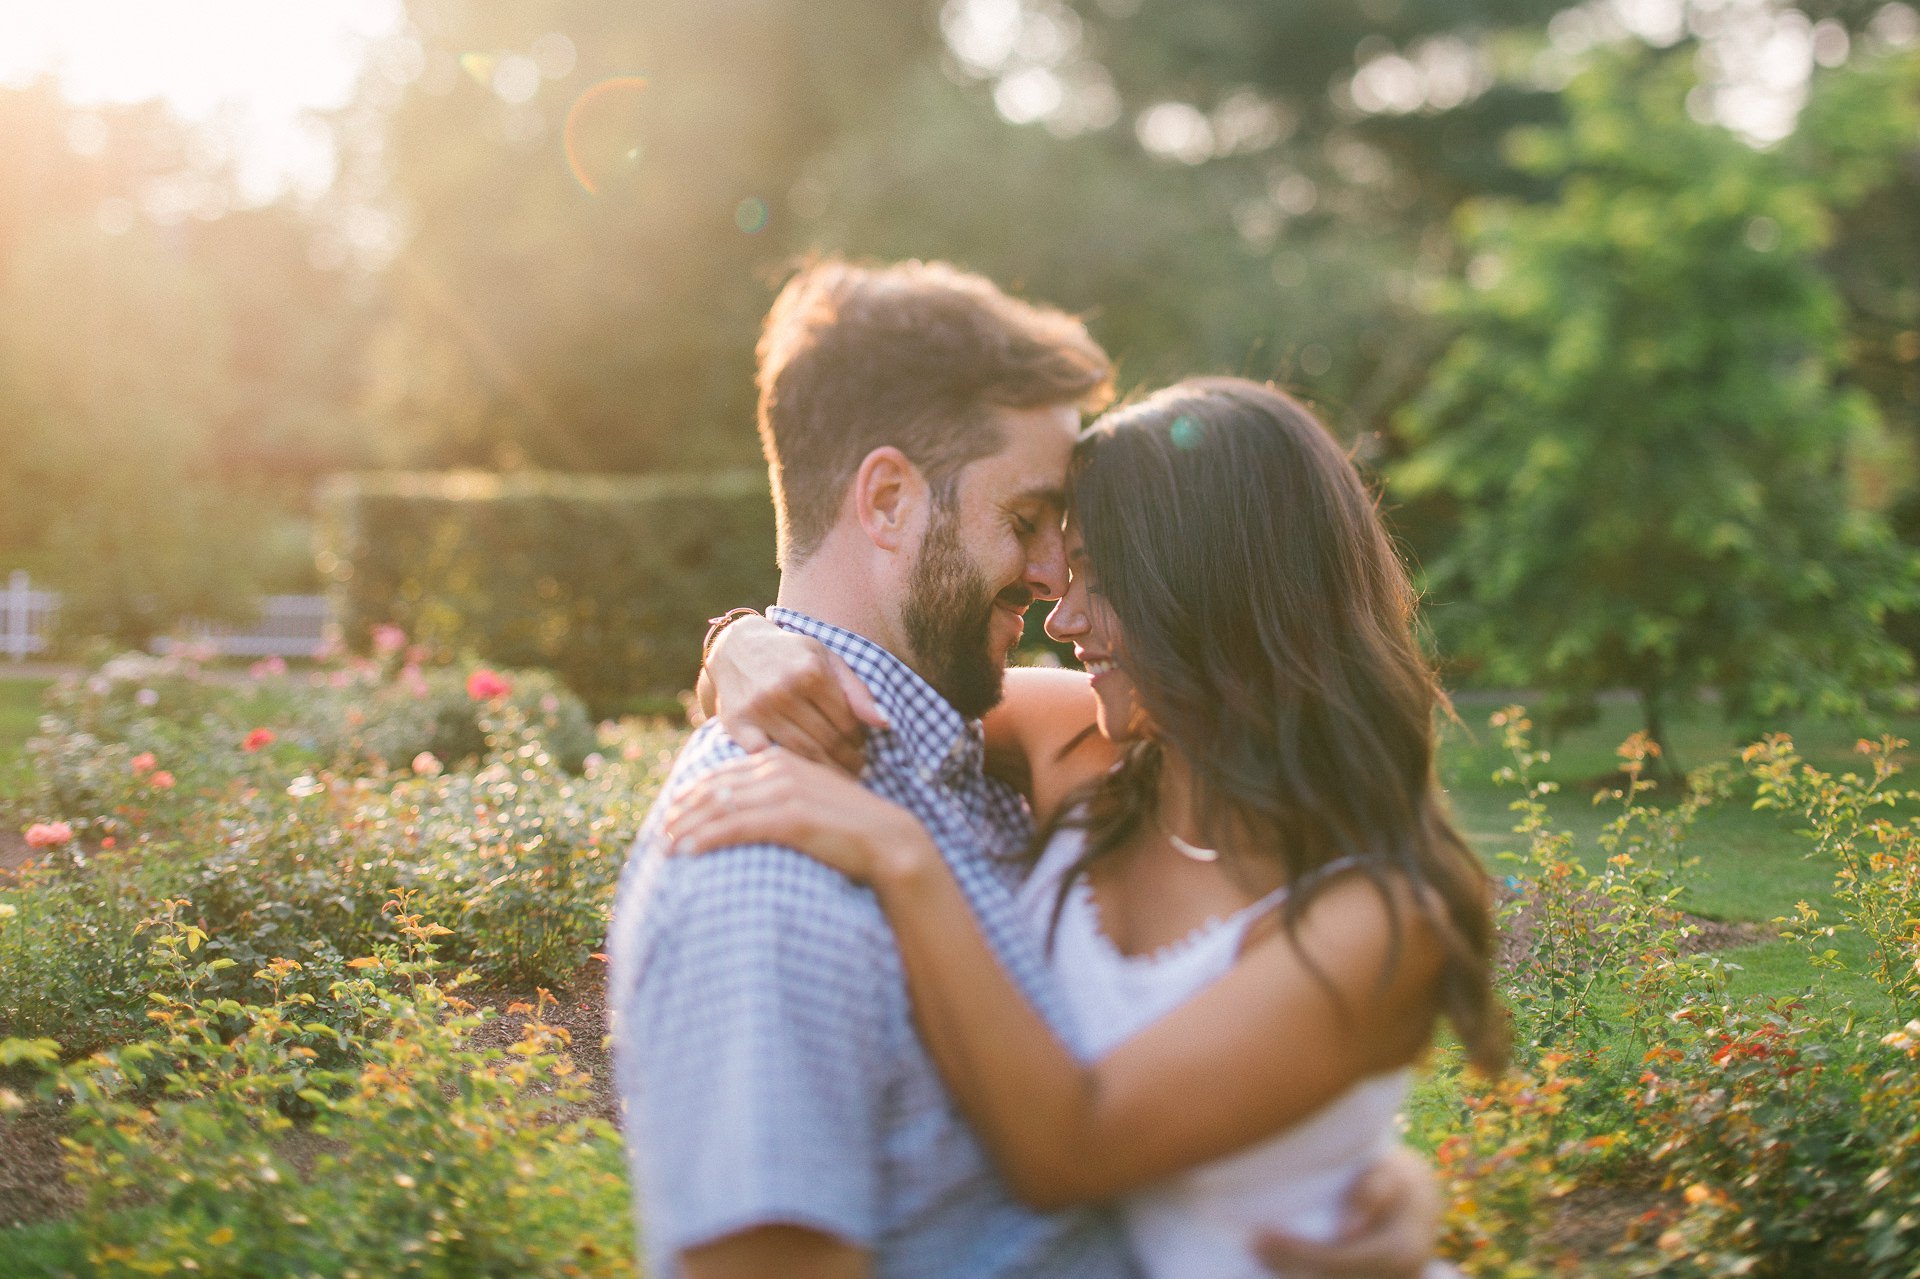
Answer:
1071, 873, 1288, 967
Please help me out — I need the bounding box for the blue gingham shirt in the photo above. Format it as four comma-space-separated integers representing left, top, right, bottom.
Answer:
609, 608, 1138, 1279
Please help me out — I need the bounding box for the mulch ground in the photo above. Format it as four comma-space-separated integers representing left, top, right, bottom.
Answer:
0, 829, 34, 879
1495, 879, 1775, 972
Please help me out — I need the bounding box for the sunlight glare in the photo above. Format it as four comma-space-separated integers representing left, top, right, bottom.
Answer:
0, 0, 401, 202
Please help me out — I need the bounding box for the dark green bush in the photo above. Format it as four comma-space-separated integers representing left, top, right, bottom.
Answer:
318, 470, 778, 714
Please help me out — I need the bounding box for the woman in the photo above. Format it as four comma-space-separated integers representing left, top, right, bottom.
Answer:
668, 377, 1503, 1277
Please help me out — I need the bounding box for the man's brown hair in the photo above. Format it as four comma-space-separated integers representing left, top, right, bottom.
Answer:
755, 258, 1112, 566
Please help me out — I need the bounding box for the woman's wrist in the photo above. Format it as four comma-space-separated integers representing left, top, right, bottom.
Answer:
869, 821, 942, 897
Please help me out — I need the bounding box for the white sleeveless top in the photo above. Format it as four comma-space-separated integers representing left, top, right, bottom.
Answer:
1016, 826, 1412, 1279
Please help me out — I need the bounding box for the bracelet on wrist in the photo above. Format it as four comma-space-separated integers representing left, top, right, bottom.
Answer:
702, 607, 762, 669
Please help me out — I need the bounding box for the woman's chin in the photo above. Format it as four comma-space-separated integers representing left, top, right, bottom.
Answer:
1091, 701, 1133, 744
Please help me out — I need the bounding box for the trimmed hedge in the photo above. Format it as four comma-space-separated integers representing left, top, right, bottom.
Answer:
318, 470, 777, 714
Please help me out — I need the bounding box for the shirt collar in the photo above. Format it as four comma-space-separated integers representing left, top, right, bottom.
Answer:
767, 606, 986, 786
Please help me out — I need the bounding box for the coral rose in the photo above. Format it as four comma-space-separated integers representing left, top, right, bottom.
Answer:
24, 821, 74, 849
242, 728, 276, 753
130, 752, 157, 776
149, 771, 176, 790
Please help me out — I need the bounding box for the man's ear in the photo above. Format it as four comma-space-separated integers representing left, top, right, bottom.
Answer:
851, 446, 927, 553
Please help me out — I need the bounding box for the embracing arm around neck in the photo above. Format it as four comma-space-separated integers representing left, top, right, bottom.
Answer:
868, 844, 1444, 1210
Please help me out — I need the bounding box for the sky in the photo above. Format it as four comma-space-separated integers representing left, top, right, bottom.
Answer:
0, 0, 402, 203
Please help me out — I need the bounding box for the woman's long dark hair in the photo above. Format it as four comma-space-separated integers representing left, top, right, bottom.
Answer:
1053, 376, 1505, 1073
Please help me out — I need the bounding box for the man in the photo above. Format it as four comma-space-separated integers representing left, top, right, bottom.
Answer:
608, 258, 1438, 1279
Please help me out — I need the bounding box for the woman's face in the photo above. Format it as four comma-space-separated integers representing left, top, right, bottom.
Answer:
1045, 516, 1142, 742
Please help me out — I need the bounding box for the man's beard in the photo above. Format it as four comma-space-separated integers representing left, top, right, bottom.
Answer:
902, 510, 1029, 720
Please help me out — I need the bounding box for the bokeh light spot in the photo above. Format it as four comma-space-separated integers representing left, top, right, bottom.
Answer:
564, 76, 650, 195
459, 52, 497, 85
1169, 416, 1203, 449
734, 197, 769, 234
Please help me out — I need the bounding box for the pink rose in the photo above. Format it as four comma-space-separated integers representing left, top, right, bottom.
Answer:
242, 728, 276, 753
148, 771, 176, 790
249, 656, 288, 680
130, 753, 157, 777
412, 751, 443, 778
466, 668, 512, 702
371, 623, 408, 658
24, 822, 74, 849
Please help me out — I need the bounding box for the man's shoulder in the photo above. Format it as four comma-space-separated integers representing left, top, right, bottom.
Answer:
657, 719, 748, 793
635, 724, 891, 944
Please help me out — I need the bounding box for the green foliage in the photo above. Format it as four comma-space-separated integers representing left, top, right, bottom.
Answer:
1489, 708, 1732, 1076
1397, 51, 1920, 745
11, 655, 1920, 1272
1748, 733, 1920, 1006
1408, 707, 1920, 1274
6, 896, 632, 1277
1426, 1051, 1608, 1278
1629, 998, 1876, 1277
1, 647, 669, 1044
319, 469, 778, 713
303, 662, 598, 776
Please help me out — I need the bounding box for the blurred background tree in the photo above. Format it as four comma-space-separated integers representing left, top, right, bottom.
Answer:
0, 85, 372, 642
1396, 48, 1920, 756
0, 0, 1916, 709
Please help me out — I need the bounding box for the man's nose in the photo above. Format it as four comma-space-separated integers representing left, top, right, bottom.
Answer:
1026, 526, 1069, 602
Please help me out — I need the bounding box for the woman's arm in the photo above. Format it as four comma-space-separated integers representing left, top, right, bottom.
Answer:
982, 667, 1117, 826
666, 750, 1445, 1211
878, 846, 1441, 1209
699, 615, 886, 773
700, 618, 1116, 816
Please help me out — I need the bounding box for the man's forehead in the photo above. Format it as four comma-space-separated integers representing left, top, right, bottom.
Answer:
1006, 479, 1069, 511
979, 401, 1078, 486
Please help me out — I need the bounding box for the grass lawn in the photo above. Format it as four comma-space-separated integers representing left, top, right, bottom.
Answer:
1440, 691, 1911, 1014
0, 677, 49, 768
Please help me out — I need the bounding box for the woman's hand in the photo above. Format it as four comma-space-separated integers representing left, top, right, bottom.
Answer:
701, 616, 888, 775
664, 748, 936, 886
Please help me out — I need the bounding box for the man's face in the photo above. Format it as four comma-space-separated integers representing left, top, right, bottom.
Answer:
901, 403, 1078, 718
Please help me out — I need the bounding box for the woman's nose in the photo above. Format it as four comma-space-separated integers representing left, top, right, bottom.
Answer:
1045, 594, 1086, 642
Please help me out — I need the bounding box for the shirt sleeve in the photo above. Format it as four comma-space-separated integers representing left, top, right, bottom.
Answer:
615, 842, 898, 1261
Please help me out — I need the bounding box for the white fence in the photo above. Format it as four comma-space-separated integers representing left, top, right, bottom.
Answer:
2, 572, 333, 662
2, 571, 60, 661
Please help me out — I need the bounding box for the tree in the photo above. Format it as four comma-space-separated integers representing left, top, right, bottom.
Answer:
353, 0, 939, 474
1395, 50, 1920, 760
0, 83, 372, 640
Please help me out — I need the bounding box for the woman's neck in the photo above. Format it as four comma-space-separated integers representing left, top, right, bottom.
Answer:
1154, 749, 1209, 850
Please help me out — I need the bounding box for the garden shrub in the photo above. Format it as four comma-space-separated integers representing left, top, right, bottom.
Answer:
318, 469, 779, 714
1628, 997, 1880, 1277
1, 646, 673, 1045
7, 897, 632, 1277
1428, 1052, 1594, 1277
302, 664, 597, 775
13, 665, 1920, 1275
